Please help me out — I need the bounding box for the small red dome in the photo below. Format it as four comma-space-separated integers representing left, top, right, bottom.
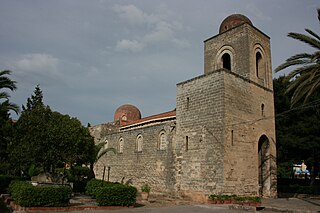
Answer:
219, 14, 253, 33
114, 104, 141, 122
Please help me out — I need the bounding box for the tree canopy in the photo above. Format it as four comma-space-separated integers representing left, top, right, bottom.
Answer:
9, 86, 95, 175
274, 76, 320, 178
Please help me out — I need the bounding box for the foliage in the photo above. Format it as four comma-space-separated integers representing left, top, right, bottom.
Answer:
95, 184, 137, 206
8, 85, 95, 175
208, 194, 261, 202
275, 9, 320, 106
22, 84, 43, 110
0, 175, 28, 193
0, 70, 19, 174
0, 70, 19, 117
141, 183, 151, 192
9, 181, 72, 207
85, 179, 117, 198
274, 77, 320, 179
55, 166, 91, 193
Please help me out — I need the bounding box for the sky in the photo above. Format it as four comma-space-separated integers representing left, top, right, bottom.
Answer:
1, 0, 319, 126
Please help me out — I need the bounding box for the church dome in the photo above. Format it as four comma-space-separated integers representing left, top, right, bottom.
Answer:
219, 14, 253, 33
114, 104, 141, 122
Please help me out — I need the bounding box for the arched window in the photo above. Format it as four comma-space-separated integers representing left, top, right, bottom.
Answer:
122, 115, 127, 121
261, 104, 265, 117
222, 53, 231, 71
118, 138, 124, 153
256, 52, 262, 77
159, 131, 167, 150
136, 135, 143, 152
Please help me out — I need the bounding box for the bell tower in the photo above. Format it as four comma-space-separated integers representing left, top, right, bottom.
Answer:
204, 14, 273, 90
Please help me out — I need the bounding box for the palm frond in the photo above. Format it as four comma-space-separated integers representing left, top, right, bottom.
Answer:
275, 59, 311, 72
288, 32, 320, 50
0, 70, 17, 91
96, 147, 116, 161
0, 99, 20, 114
305, 29, 320, 41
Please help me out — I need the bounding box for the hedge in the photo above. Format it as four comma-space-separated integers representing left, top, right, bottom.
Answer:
95, 184, 137, 206
9, 181, 72, 207
85, 179, 117, 198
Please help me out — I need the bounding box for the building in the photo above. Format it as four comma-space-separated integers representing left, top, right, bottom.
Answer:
89, 14, 277, 201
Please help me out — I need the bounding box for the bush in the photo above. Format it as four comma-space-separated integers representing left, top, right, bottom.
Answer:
9, 181, 72, 207
95, 184, 137, 206
141, 184, 151, 192
85, 179, 116, 198
0, 175, 28, 193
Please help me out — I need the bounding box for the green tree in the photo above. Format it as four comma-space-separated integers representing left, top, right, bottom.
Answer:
275, 9, 320, 106
9, 86, 95, 175
21, 84, 43, 111
0, 70, 19, 174
274, 77, 320, 179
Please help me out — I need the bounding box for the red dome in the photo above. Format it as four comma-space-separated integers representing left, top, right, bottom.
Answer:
114, 104, 141, 122
219, 14, 253, 33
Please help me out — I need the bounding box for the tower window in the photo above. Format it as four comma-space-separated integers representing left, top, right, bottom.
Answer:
261, 104, 265, 117
186, 97, 190, 110
231, 130, 234, 146
256, 52, 262, 77
222, 53, 231, 71
185, 136, 189, 151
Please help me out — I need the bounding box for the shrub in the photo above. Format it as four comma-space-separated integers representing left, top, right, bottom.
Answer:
9, 181, 72, 207
85, 179, 117, 197
95, 184, 137, 206
141, 184, 151, 192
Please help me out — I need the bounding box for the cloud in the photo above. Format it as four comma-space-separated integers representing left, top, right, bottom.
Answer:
112, 4, 148, 26
113, 4, 190, 52
13, 53, 59, 73
8, 53, 63, 86
116, 39, 145, 52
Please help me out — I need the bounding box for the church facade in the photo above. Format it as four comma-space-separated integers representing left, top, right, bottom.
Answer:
89, 14, 277, 201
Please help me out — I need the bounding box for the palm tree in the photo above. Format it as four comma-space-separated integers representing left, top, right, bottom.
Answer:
0, 70, 19, 116
89, 140, 116, 179
275, 9, 320, 107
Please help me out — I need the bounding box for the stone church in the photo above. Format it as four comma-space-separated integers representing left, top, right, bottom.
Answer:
89, 14, 277, 201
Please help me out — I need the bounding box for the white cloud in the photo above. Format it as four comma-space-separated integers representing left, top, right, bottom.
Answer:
116, 39, 145, 52
113, 4, 190, 52
112, 4, 148, 26
13, 53, 59, 73
8, 53, 63, 86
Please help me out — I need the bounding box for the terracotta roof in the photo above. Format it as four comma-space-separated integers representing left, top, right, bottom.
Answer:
120, 109, 176, 128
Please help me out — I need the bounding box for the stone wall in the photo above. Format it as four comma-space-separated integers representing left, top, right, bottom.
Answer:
175, 70, 226, 201
92, 120, 176, 194
222, 71, 276, 197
